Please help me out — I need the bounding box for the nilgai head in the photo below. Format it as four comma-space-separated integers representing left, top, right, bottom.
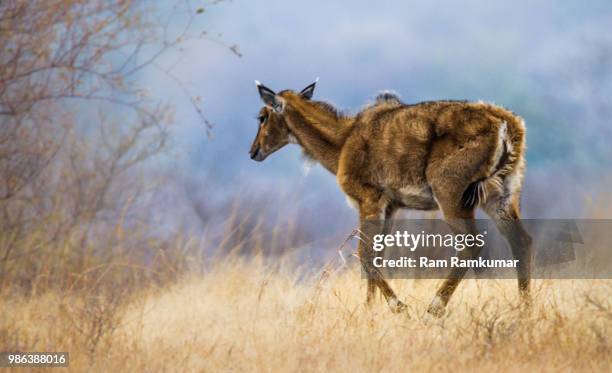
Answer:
249, 79, 317, 161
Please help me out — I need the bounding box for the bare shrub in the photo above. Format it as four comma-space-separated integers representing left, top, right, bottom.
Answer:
0, 0, 234, 293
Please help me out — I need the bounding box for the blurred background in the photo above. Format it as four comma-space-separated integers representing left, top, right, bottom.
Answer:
1, 0, 612, 291
163, 0, 612, 251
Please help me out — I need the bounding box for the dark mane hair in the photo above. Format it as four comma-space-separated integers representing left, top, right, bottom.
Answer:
310, 100, 346, 120
375, 91, 402, 105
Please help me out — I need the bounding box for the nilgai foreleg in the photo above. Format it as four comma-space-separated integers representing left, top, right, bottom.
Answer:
366, 204, 399, 305
358, 201, 406, 313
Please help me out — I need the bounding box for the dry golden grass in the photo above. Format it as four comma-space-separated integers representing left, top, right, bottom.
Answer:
2, 256, 611, 372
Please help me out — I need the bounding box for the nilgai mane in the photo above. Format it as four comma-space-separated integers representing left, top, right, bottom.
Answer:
249, 80, 532, 317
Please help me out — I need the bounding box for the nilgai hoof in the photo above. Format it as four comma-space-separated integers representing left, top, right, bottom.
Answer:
388, 297, 408, 314
426, 296, 446, 318
519, 297, 532, 316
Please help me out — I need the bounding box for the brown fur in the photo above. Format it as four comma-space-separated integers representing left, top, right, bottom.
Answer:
250, 82, 533, 316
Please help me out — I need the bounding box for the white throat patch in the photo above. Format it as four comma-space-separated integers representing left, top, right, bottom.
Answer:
301, 151, 317, 176
287, 134, 298, 144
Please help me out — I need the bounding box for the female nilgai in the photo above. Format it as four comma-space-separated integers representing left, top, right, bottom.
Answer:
249, 80, 532, 317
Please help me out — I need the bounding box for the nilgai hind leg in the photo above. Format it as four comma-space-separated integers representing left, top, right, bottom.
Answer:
426, 178, 533, 317
426, 201, 481, 318
425, 126, 508, 317
483, 192, 533, 305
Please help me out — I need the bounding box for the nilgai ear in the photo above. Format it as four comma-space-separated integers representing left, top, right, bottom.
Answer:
299, 77, 319, 100
255, 80, 282, 112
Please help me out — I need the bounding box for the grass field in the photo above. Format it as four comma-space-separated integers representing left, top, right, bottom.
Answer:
2, 256, 611, 372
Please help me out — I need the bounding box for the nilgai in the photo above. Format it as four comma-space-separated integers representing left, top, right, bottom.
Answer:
249, 80, 532, 317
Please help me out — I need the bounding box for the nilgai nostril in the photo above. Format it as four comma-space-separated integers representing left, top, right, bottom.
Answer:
249, 80, 531, 316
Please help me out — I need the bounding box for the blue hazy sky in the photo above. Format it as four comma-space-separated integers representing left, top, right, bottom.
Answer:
141, 0, 612, 222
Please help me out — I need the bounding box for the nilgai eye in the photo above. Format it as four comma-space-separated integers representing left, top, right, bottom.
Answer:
258, 115, 267, 123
